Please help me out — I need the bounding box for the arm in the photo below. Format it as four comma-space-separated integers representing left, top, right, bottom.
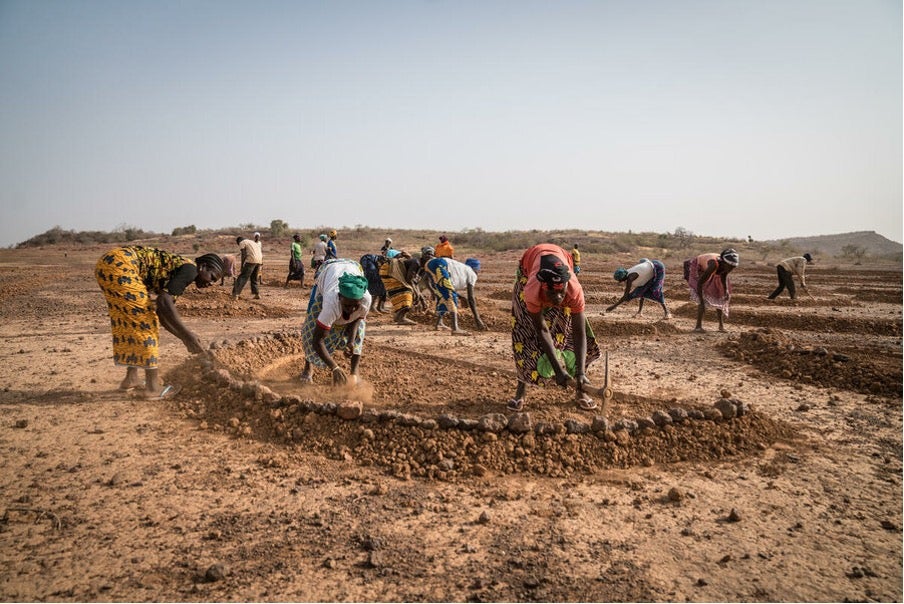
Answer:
465, 283, 486, 330
529, 310, 569, 387
606, 274, 637, 312
571, 310, 588, 393
155, 292, 204, 354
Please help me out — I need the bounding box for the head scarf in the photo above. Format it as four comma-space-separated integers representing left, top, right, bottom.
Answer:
536, 254, 570, 290
319, 234, 327, 241
329, 229, 338, 238
421, 246, 435, 258
253, 232, 261, 238
195, 253, 224, 277
803, 253, 813, 262
613, 268, 629, 281
465, 258, 481, 272
338, 273, 368, 300
720, 248, 740, 267
439, 235, 448, 243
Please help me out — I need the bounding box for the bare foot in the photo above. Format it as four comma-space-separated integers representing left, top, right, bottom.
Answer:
119, 377, 143, 390
693, 327, 706, 333
140, 384, 181, 399
396, 318, 416, 325
451, 329, 470, 336
664, 313, 673, 320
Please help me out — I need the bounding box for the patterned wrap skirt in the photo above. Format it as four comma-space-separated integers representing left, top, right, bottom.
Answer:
95, 248, 160, 369
684, 259, 732, 316
627, 260, 666, 304
379, 262, 413, 311
510, 268, 601, 385
301, 287, 366, 368
360, 254, 387, 297
425, 258, 460, 317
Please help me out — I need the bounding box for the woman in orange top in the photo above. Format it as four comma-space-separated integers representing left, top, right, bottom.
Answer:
434, 235, 454, 258
508, 243, 601, 411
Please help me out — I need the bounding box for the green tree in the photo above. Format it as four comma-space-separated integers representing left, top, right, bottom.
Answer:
270, 219, 290, 237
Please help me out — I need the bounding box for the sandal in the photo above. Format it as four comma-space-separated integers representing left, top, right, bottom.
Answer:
506, 398, 525, 412
138, 384, 182, 400
576, 394, 598, 411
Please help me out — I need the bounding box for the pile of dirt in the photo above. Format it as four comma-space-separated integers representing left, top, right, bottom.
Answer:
719, 328, 902, 398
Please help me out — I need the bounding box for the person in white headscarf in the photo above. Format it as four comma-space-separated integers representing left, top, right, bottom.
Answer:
683, 248, 739, 332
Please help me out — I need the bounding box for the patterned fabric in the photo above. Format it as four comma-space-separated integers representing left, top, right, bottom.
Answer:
379, 258, 413, 311
360, 254, 387, 297
95, 247, 194, 369
511, 266, 601, 385
301, 290, 366, 368
627, 259, 666, 303
424, 257, 460, 317
685, 253, 732, 315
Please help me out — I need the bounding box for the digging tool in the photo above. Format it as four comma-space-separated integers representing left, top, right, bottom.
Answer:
566, 351, 614, 413
802, 285, 816, 300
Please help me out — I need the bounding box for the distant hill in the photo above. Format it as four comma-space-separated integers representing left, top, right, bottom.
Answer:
764, 231, 902, 259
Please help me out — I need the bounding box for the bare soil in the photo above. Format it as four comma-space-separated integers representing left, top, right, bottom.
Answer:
0, 241, 901, 602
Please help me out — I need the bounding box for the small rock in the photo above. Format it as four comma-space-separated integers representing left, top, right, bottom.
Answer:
727, 508, 741, 522
478, 510, 491, 524
507, 412, 533, 434
13, 419, 28, 429
205, 563, 226, 582
667, 487, 684, 502
336, 401, 363, 420
714, 399, 737, 419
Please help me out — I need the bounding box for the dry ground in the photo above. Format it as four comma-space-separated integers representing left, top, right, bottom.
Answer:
0, 238, 901, 602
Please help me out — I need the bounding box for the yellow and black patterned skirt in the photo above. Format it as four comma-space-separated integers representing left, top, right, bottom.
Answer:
95, 248, 160, 368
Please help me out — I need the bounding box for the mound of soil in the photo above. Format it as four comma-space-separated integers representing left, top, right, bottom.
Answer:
719, 328, 902, 397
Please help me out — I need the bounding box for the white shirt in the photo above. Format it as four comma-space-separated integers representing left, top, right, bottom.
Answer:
628, 259, 655, 288
442, 258, 478, 291
315, 260, 372, 329
312, 240, 328, 261
239, 239, 263, 264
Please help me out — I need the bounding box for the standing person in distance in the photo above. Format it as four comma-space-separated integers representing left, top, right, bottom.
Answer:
683, 248, 739, 332
326, 230, 339, 260
232, 233, 263, 300
768, 253, 814, 300
285, 233, 305, 288
570, 243, 582, 274
435, 235, 454, 258
311, 234, 329, 274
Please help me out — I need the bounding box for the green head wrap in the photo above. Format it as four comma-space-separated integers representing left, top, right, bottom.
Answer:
338, 273, 368, 300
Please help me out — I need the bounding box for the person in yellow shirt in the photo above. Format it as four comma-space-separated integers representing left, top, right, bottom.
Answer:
570, 243, 581, 274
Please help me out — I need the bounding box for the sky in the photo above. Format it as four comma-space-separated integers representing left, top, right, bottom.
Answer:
0, 0, 901, 248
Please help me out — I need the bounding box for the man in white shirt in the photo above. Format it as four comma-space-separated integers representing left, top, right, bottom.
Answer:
232, 234, 264, 300
768, 254, 813, 300
299, 259, 372, 386
311, 234, 329, 273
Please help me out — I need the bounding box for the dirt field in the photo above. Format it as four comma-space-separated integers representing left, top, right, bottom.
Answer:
0, 237, 901, 602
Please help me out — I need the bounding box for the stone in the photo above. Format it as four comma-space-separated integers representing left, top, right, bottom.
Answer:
507, 413, 533, 434
714, 398, 737, 419
336, 401, 363, 420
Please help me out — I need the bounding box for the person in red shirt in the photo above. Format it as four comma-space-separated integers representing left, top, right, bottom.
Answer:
508, 244, 601, 411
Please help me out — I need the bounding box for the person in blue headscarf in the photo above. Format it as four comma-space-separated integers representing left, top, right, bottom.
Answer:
299, 259, 371, 386
606, 258, 672, 319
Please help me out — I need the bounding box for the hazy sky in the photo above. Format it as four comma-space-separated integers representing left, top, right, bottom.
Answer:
1, 0, 901, 248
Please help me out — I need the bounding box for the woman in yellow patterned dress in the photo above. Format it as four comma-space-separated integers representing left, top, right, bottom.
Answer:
95, 246, 223, 398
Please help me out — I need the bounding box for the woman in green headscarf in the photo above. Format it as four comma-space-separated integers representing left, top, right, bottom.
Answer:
299, 259, 372, 386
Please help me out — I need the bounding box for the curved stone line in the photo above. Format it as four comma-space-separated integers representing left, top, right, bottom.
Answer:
198, 334, 753, 440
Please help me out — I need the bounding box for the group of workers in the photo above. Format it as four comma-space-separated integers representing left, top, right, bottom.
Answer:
95, 232, 814, 411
